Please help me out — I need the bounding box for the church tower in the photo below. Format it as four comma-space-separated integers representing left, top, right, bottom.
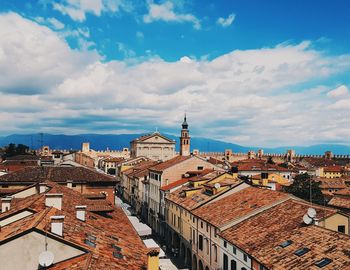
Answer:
180, 114, 191, 156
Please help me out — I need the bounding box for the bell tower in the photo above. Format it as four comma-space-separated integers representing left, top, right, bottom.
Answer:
180, 114, 191, 156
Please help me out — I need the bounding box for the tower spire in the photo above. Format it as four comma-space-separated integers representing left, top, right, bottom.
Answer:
180, 114, 190, 156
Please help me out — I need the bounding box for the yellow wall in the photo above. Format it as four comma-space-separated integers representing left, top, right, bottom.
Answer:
320, 213, 349, 235
323, 172, 342, 179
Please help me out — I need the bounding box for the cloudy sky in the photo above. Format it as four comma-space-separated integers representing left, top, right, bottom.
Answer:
0, 0, 350, 147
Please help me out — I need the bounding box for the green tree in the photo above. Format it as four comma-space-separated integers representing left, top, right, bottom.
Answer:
3, 143, 30, 158
284, 173, 325, 205
284, 173, 325, 204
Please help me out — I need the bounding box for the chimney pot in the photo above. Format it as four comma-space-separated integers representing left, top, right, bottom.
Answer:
1, 196, 12, 213
45, 193, 63, 210
50, 215, 65, 236
75, 205, 87, 221
67, 180, 73, 189
39, 183, 47, 194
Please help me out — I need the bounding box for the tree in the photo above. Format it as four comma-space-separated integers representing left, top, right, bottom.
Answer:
3, 143, 30, 158
284, 173, 325, 205
267, 156, 275, 164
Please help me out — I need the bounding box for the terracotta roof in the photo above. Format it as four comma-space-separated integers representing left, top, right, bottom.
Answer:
149, 155, 191, 172
166, 176, 243, 211
0, 182, 148, 269
302, 157, 341, 167
160, 178, 189, 191
104, 157, 125, 163
220, 199, 348, 269
0, 166, 116, 183
5, 155, 39, 161
328, 196, 350, 210
124, 160, 158, 178
192, 186, 289, 228
323, 165, 343, 173
317, 178, 348, 189
232, 160, 290, 172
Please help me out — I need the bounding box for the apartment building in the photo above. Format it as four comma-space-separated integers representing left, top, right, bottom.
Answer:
0, 181, 158, 270
219, 199, 350, 270
148, 155, 224, 236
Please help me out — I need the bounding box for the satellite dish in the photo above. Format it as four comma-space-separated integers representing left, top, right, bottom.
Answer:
303, 214, 313, 225
39, 251, 54, 267
214, 183, 221, 189
307, 208, 317, 218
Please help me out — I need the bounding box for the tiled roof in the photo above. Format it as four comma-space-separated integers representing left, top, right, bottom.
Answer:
166, 176, 243, 211
323, 165, 343, 173
328, 196, 350, 210
124, 160, 158, 178
160, 178, 189, 191
232, 160, 290, 172
0, 182, 148, 269
192, 186, 289, 227
302, 157, 341, 167
220, 199, 348, 269
0, 166, 117, 183
317, 178, 348, 189
5, 155, 39, 161
149, 155, 191, 172
104, 157, 125, 163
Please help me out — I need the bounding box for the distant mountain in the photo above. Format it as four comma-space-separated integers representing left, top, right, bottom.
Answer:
0, 133, 350, 155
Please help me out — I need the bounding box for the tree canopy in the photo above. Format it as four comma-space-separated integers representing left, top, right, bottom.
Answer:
284, 173, 325, 205
2, 143, 31, 158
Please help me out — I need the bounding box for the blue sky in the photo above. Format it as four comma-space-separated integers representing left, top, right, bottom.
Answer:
0, 0, 350, 147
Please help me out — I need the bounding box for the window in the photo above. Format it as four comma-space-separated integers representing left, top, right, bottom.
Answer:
294, 247, 310, 257
243, 254, 248, 262
259, 265, 264, 270
199, 235, 203, 250
201, 221, 203, 228
232, 246, 237, 254
315, 258, 332, 268
197, 166, 204, 170
206, 239, 209, 254
214, 245, 217, 262
206, 223, 209, 232
223, 254, 228, 270
279, 240, 293, 248
338, 225, 345, 233
193, 230, 196, 244
224, 241, 227, 248
231, 260, 237, 270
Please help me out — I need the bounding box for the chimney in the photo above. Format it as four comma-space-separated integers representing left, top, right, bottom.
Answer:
76, 205, 87, 221
39, 183, 48, 194
147, 248, 160, 270
45, 193, 63, 210
67, 180, 73, 189
50, 215, 65, 236
1, 197, 12, 213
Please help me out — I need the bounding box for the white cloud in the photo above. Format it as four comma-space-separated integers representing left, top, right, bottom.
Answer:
35, 16, 65, 30
327, 85, 349, 98
217, 13, 235, 27
53, 0, 132, 22
0, 12, 99, 95
116, 42, 136, 58
143, 1, 200, 30
1, 12, 350, 147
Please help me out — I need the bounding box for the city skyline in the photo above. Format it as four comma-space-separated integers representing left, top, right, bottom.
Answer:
0, 0, 350, 147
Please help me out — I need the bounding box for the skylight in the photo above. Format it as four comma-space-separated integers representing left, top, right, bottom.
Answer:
85, 234, 97, 248
84, 239, 96, 248
112, 243, 123, 259
315, 258, 332, 268
279, 240, 293, 248
294, 247, 310, 257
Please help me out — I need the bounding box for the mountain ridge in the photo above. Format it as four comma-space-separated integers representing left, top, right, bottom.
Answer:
0, 133, 350, 155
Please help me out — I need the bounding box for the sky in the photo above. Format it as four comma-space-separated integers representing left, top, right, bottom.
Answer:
0, 0, 350, 147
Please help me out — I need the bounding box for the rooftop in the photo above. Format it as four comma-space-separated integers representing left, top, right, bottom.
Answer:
192, 186, 289, 228
0, 166, 117, 183
0, 182, 148, 269
220, 199, 348, 269
149, 155, 191, 172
